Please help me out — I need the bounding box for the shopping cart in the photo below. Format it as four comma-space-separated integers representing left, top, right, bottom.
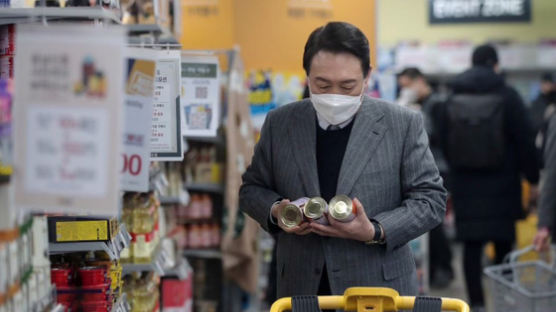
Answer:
270, 287, 469, 312
484, 245, 556, 312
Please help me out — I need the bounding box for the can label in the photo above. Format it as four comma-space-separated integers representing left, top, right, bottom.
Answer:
329, 195, 356, 222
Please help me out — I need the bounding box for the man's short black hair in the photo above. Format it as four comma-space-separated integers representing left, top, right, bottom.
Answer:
398, 67, 424, 80
472, 44, 499, 67
541, 72, 554, 83
303, 22, 370, 78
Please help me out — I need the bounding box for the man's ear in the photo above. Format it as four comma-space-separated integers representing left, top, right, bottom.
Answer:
363, 67, 372, 89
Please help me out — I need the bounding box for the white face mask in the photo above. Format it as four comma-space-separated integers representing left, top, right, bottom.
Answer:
310, 85, 365, 126
396, 87, 418, 107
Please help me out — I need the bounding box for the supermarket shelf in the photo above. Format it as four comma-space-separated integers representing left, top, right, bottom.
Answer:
126, 23, 179, 45
149, 168, 168, 193
49, 304, 65, 312
37, 284, 56, 312
163, 257, 192, 280
122, 243, 167, 276
185, 135, 224, 144
176, 217, 218, 225
185, 183, 224, 194
111, 293, 131, 312
183, 249, 222, 259
159, 190, 190, 206
0, 8, 121, 25
49, 225, 131, 260
126, 23, 170, 35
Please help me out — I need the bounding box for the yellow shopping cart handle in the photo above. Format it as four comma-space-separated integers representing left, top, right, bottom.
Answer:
270, 287, 470, 312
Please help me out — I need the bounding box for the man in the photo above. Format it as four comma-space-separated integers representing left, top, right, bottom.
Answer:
239, 22, 446, 299
529, 73, 556, 165
530, 73, 556, 137
534, 114, 556, 252
436, 44, 539, 311
397, 67, 454, 289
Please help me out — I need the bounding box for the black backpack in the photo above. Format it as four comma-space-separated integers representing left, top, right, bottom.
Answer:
443, 93, 506, 170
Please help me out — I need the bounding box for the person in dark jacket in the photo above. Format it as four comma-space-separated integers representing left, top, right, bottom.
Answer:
436, 44, 540, 311
398, 67, 454, 289
529, 73, 556, 165
529, 73, 556, 136
534, 114, 556, 252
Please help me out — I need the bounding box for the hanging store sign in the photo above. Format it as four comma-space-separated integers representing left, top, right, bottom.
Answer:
181, 55, 220, 138
121, 48, 157, 192
14, 24, 125, 216
429, 0, 531, 24
151, 50, 183, 161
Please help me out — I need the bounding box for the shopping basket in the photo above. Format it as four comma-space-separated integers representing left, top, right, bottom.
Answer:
270, 287, 469, 312
484, 245, 556, 312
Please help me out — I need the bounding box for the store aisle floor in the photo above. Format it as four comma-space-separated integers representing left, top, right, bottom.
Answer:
429, 243, 468, 302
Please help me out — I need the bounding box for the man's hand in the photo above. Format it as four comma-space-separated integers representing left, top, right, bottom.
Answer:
271, 199, 312, 235
310, 198, 375, 242
534, 227, 551, 252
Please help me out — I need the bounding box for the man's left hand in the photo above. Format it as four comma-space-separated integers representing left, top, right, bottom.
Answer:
310, 198, 375, 242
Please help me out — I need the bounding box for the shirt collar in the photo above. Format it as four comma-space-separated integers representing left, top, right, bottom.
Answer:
316, 111, 354, 130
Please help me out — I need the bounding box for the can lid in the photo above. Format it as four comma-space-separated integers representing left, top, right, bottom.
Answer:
329, 195, 353, 220
280, 204, 303, 228
304, 197, 327, 219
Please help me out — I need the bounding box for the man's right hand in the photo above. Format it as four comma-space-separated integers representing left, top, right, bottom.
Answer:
271, 199, 312, 235
534, 227, 551, 252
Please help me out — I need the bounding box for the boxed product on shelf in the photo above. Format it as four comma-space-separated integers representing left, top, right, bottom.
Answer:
31, 216, 50, 267
47, 216, 119, 243
0, 56, 12, 80
0, 79, 12, 179
161, 274, 193, 312
1, 216, 52, 312
0, 242, 7, 306
0, 25, 14, 57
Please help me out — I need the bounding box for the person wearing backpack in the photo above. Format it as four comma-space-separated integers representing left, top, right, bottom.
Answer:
435, 44, 540, 311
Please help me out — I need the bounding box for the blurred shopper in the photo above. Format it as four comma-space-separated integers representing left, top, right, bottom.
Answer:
240, 22, 446, 299
529, 73, 556, 164
534, 114, 556, 252
397, 67, 454, 288
436, 44, 540, 311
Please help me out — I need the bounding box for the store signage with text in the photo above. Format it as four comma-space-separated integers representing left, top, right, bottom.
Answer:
121, 48, 157, 192
181, 55, 220, 137
151, 50, 183, 161
14, 24, 125, 216
429, 0, 531, 24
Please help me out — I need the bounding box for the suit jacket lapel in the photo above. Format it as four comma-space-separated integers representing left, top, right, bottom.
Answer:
337, 97, 387, 196
289, 101, 321, 196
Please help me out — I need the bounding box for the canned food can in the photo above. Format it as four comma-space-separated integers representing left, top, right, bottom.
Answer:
78, 267, 107, 286
51, 267, 73, 287
303, 197, 329, 225
329, 195, 356, 222
279, 198, 308, 229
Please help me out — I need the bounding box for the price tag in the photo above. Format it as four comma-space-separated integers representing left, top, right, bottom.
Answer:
121, 48, 157, 192
13, 24, 125, 216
